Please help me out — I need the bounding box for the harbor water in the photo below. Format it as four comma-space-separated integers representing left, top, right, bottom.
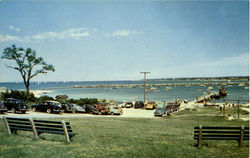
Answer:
0, 80, 249, 103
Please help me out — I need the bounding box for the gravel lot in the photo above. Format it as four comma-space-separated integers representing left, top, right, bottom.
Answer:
0, 108, 157, 119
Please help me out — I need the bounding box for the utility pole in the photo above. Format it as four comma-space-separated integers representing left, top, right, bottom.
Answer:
140, 72, 150, 105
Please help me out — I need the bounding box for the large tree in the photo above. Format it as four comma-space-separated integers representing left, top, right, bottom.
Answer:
1, 45, 55, 92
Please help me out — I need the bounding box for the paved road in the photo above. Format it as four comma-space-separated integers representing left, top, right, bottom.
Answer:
0, 108, 157, 119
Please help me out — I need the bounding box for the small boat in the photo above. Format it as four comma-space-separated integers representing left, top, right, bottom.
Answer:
207, 87, 213, 90
239, 83, 244, 86
244, 87, 249, 90
165, 87, 172, 90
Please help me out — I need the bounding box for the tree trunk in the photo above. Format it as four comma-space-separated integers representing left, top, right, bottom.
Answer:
25, 80, 30, 93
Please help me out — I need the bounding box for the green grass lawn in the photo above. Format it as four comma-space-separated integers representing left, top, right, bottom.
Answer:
0, 107, 249, 158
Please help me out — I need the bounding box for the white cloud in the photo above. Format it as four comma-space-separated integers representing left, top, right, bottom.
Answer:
32, 27, 89, 40
0, 34, 22, 42
9, 25, 20, 32
107, 30, 142, 37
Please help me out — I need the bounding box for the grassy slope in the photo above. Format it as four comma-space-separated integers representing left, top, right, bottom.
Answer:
0, 107, 249, 158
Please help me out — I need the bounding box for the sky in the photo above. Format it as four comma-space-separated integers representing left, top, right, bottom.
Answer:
0, 0, 249, 82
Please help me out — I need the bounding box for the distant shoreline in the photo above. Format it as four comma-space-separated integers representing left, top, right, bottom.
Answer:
0, 76, 249, 83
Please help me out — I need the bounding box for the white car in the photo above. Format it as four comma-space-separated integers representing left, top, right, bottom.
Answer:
109, 106, 123, 115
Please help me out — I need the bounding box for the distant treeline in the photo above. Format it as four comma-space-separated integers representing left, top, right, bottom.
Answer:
0, 90, 98, 105
149, 76, 249, 81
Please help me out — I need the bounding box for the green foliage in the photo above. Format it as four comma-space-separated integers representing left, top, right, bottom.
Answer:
1, 90, 36, 102
67, 98, 98, 105
38, 95, 54, 102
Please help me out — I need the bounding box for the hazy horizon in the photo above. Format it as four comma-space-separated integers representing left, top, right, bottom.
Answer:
0, 1, 249, 82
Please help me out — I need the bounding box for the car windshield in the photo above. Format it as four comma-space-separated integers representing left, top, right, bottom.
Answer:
73, 104, 81, 108
156, 107, 164, 110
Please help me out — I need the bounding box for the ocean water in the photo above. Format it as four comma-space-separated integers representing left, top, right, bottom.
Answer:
0, 80, 249, 103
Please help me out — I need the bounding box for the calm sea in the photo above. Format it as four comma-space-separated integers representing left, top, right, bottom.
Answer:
0, 80, 249, 103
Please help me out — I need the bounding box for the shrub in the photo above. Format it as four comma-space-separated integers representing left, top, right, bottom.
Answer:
1, 90, 36, 102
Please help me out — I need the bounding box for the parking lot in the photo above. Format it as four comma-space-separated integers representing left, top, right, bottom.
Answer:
0, 108, 156, 119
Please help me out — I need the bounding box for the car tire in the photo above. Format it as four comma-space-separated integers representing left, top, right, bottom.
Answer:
72, 109, 76, 114
32, 107, 36, 112
111, 112, 114, 115
11, 108, 16, 113
47, 109, 51, 113
21, 111, 26, 114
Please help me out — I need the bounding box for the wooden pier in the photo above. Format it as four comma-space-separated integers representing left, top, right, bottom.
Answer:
196, 91, 220, 103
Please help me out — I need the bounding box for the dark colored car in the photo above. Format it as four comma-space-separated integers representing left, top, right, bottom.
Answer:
71, 104, 86, 113
134, 101, 144, 109
0, 101, 7, 114
61, 103, 86, 113
84, 104, 95, 113
154, 106, 167, 116
61, 103, 75, 113
31, 101, 63, 113
4, 98, 28, 113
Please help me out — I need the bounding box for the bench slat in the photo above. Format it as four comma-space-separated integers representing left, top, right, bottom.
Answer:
34, 123, 72, 129
34, 120, 68, 125
9, 124, 32, 129
194, 134, 246, 138
36, 126, 73, 132
194, 126, 249, 130
9, 127, 33, 131
6, 117, 30, 121
194, 131, 242, 134
8, 121, 31, 125
194, 137, 249, 140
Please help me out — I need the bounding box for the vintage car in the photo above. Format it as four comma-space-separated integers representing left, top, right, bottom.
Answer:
117, 102, 126, 108
61, 103, 85, 113
0, 101, 7, 114
4, 98, 28, 113
125, 102, 133, 108
145, 101, 157, 110
109, 106, 123, 115
31, 101, 63, 113
96, 103, 110, 115
154, 106, 167, 116
134, 101, 144, 109
166, 102, 180, 112
84, 104, 95, 113
71, 104, 86, 113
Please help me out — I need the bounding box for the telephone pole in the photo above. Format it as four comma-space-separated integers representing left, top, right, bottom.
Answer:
140, 72, 150, 105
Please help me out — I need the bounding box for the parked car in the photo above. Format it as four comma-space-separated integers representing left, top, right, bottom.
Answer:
166, 102, 180, 112
125, 102, 133, 108
154, 106, 167, 116
117, 102, 126, 108
4, 98, 28, 113
96, 103, 110, 115
61, 103, 83, 113
145, 101, 157, 110
84, 104, 95, 113
109, 106, 123, 115
0, 101, 7, 114
134, 101, 144, 109
71, 104, 86, 113
31, 101, 63, 113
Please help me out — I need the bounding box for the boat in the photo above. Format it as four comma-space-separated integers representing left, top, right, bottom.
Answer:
165, 86, 172, 90
207, 87, 213, 90
239, 83, 244, 86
